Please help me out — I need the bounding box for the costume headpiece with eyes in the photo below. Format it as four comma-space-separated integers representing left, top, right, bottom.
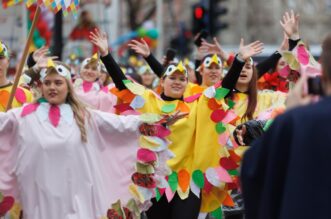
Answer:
80, 53, 101, 72
0, 41, 9, 58
138, 65, 153, 75
40, 59, 72, 82
163, 61, 188, 78
197, 54, 222, 71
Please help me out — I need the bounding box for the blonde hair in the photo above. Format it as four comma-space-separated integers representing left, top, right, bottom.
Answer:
66, 78, 90, 142
40, 65, 90, 143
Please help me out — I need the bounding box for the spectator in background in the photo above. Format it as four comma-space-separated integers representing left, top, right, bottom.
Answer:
69, 10, 99, 53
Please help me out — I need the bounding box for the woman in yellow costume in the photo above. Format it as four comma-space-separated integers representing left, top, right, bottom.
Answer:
90, 30, 199, 219
0, 41, 32, 112
90, 29, 266, 219
192, 11, 301, 218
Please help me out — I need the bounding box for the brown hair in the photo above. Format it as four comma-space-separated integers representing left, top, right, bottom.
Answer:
321, 34, 331, 81
242, 65, 258, 121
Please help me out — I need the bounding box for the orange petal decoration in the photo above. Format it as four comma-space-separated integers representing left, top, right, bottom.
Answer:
0, 90, 10, 108
110, 87, 135, 103
191, 85, 204, 95
178, 169, 190, 193
208, 98, 221, 111
176, 102, 190, 114
222, 193, 235, 207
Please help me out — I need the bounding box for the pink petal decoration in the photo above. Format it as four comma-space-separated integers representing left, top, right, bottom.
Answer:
211, 109, 227, 123
114, 103, 133, 113
184, 93, 201, 103
222, 110, 237, 124
155, 125, 171, 138
21, 103, 40, 117
297, 45, 309, 65
279, 65, 290, 78
49, 105, 61, 127
218, 133, 229, 145
137, 148, 157, 163
165, 187, 175, 202
82, 81, 93, 93
15, 88, 27, 103
231, 138, 239, 149
301, 65, 322, 77
215, 167, 233, 183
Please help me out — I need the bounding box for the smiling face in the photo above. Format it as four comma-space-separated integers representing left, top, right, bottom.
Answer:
161, 71, 188, 99
42, 71, 69, 105
141, 71, 155, 87
80, 62, 100, 82
200, 55, 223, 87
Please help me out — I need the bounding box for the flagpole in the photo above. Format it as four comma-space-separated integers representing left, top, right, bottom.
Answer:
6, 6, 41, 111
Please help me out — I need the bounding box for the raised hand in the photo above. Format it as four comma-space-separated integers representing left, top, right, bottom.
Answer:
89, 28, 109, 56
238, 38, 264, 60
280, 10, 300, 40
199, 37, 230, 61
235, 125, 246, 146
278, 32, 289, 52
128, 39, 151, 58
32, 46, 50, 63
34, 55, 58, 72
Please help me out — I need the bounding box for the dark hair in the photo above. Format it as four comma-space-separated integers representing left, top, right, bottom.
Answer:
321, 34, 331, 80
242, 65, 258, 121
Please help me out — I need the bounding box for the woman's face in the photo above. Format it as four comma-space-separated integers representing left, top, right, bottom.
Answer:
42, 72, 69, 105
141, 72, 155, 87
80, 63, 100, 82
161, 71, 188, 99
0, 57, 9, 80
201, 63, 223, 87
237, 60, 254, 86
276, 57, 287, 72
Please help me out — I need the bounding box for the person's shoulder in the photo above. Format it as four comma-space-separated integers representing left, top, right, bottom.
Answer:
281, 97, 331, 121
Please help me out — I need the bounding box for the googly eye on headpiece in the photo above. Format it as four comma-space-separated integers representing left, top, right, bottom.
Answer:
80, 53, 101, 72
40, 59, 72, 82
197, 54, 222, 71
163, 61, 188, 78
0, 41, 9, 58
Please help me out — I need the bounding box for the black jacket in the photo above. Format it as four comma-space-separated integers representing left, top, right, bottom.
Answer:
241, 96, 331, 219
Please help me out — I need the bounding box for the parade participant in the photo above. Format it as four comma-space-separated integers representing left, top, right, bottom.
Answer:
73, 54, 117, 112
90, 30, 199, 219
0, 40, 32, 111
90, 29, 264, 218
0, 60, 178, 219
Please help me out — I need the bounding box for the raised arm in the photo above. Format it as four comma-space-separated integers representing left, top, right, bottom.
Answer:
89, 29, 127, 90
128, 39, 165, 77
222, 39, 264, 91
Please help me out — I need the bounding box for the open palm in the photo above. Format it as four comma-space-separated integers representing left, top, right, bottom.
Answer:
89, 28, 109, 56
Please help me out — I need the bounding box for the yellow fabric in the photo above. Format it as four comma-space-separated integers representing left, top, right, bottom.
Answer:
193, 89, 287, 213
232, 90, 287, 124
134, 90, 198, 174
0, 84, 33, 112
183, 82, 201, 98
